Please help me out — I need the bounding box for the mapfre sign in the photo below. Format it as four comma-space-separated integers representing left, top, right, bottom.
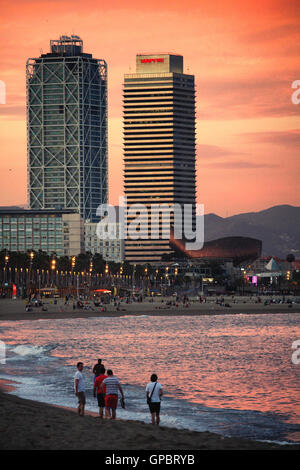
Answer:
140, 58, 164, 63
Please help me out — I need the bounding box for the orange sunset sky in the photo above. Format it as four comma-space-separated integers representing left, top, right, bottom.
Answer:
0, 0, 299, 217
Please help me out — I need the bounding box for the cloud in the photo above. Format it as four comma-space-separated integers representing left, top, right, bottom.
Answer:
242, 23, 300, 44
1, 0, 299, 213
0, 106, 26, 118
196, 144, 247, 159
240, 129, 300, 147
201, 160, 278, 169
196, 76, 299, 120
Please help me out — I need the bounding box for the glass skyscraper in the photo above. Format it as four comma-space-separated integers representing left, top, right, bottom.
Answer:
26, 36, 107, 222
123, 54, 196, 263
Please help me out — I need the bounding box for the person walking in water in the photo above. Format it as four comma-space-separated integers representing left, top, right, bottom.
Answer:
101, 369, 124, 420
74, 362, 86, 416
93, 365, 107, 418
146, 374, 163, 425
93, 358, 104, 382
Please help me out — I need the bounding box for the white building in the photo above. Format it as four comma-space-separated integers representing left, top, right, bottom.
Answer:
85, 220, 124, 263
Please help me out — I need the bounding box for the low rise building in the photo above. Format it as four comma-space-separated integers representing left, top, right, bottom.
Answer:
0, 208, 84, 257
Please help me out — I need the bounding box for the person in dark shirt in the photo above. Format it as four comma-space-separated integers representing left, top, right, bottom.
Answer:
93, 359, 104, 382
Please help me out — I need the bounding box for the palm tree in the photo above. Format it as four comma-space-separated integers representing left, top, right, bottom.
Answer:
92, 253, 105, 274
122, 261, 133, 276
32, 250, 50, 270
57, 256, 71, 272
75, 253, 91, 272
8, 251, 30, 269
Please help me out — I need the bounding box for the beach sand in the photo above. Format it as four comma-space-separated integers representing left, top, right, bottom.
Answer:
0, 383, 298, 451
0, 297, 299, 321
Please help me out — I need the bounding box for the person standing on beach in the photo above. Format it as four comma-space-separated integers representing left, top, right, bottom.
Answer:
93, 358, 104, 382
74, 362, 86, 416
146, 374, 163, 425
101, 369, 124, 420
93, 365, 107, 418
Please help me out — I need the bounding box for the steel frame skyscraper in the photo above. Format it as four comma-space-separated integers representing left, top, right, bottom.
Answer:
27, 36, 107, 222
123, 54, 196, 263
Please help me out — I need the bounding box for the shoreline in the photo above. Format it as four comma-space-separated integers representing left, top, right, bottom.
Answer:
0, 298, 299, 321
1, 300, 300, 450
0, 380, 299, 450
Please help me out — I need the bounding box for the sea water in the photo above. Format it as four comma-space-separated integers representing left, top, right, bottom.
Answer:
0, 313, 299, 444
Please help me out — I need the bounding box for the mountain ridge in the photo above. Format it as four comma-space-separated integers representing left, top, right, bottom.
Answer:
202, 204, 300, 258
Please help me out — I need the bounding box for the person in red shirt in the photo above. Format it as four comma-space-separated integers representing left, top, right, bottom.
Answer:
93, 366, 107, 418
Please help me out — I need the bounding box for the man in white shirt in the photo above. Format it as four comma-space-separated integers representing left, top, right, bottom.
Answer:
74, 362, 86, 416
146, 374, 163, 425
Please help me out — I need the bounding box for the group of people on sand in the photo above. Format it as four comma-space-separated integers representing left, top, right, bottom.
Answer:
25, 296, 47, 312
74, 358, 163, 425
63, 295, 108, 312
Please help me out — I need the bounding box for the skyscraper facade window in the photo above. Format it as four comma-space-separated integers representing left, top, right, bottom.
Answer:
123, 54, 196, 263
27, 36, 107, 222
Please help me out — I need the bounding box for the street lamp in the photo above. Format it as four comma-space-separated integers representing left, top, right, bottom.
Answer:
155, 269, 159, 290
131, 264, 136, 295
70, 256, 76, 296
29, 251, 34, 277
27, 251, 35, 296
165, 266, 169, 290
89, 260, 93, 292
4, 253, 9, 286
51, 258, 56, 286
